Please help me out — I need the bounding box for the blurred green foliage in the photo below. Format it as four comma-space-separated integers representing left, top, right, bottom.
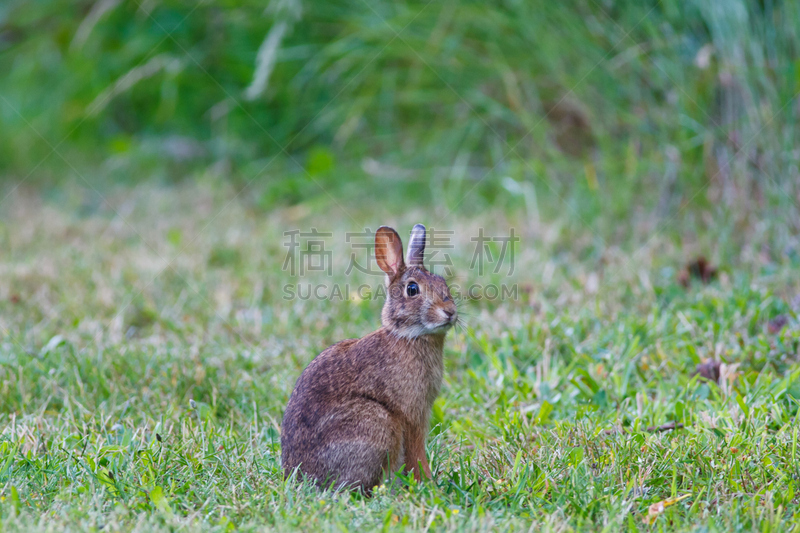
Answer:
0, 0, 798, 214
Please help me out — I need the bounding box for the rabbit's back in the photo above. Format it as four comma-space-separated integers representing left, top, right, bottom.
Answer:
281, 334, 409, 490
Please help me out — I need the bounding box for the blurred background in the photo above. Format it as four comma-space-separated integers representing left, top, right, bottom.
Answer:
1, 0, 798, 238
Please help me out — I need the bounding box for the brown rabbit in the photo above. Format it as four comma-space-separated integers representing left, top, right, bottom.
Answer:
281, 224, 457, 492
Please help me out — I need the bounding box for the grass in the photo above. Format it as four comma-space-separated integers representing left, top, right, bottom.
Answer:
2, 0, 799, 216
1, 178, 799, 532
2, 0, 800, 530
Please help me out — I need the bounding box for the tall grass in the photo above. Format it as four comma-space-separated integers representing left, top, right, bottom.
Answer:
0, 0, 798, 221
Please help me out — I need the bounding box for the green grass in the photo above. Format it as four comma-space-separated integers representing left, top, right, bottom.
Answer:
1, 180, 799, 531
2, 0, 799, 221
2, 0, 800, 530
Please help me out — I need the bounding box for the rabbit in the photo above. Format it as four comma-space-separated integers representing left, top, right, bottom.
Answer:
281, 224, 458, 492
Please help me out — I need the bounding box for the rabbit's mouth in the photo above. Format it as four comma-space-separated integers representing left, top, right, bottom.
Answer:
426, 309, 458, 333
428, 322, 455, 334
391, 321, 453, 338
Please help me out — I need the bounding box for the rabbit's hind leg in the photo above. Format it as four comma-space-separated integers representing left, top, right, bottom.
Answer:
318, 404, 403, 493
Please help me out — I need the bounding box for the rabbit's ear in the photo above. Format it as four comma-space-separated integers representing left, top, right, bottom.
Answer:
406, 224, 426, 267
375, 226, 405, 278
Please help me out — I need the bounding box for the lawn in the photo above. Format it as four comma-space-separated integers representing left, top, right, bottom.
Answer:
2, 0, 800, 530
1, 179, 799, 531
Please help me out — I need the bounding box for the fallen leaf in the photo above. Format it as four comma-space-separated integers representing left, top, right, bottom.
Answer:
768, 315, 788, 334
678, 257, 718, 287
694, 360, 721, 383
544, 98, 595, 158
643, 494, 691, 524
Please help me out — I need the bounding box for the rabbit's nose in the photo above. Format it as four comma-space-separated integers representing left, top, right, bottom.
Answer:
442, 308, 456, 322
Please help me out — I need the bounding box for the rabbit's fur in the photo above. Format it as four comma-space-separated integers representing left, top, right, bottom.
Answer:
281, 224, 457, 492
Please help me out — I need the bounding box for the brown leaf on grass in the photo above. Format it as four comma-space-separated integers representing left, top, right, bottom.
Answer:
767, 315, 789, 335
694, 360, 721, 383
544, 98, 595, 158
10, 294, 21, 304
678, 257, 718, 287
643, 494, 692, 525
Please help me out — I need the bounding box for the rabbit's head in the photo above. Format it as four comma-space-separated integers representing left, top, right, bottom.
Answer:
375, 224, 458, 338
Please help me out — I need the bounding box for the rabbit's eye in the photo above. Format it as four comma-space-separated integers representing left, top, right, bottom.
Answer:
406, 282, 419, 297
